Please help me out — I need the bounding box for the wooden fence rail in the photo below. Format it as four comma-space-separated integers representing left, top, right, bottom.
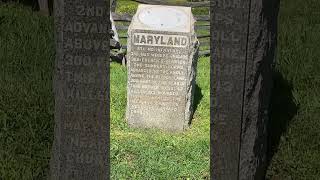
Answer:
115, 24, 210, 31
132, 0, 210, 7
112, 13, 210, 22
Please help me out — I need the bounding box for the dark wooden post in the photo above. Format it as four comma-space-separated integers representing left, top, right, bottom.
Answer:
110, 0, 117, 13
211, 0, 279, 179
50, 0, 110, 179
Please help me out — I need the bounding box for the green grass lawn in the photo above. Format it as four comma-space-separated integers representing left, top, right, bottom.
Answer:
0, 0, 319, 179
0, 3, 54, 179
265, 0, 320, 179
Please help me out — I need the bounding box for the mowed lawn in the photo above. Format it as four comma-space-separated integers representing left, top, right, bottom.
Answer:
265, 0, 320, 179
0, 0, 319, 179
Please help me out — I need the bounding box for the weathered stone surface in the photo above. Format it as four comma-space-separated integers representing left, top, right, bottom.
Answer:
210, 1, 249, 177
238, 0, 280, 179
126, 5, 199, 132
50, 0, 109, 179
210, 0, 279, 179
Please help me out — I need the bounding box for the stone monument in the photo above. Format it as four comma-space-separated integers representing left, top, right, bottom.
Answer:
126, 5, 199, 132
50, 0, 109, 179
210, 0, 279, 179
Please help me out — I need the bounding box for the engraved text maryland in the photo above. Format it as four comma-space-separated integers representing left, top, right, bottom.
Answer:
133, 33, 188, 47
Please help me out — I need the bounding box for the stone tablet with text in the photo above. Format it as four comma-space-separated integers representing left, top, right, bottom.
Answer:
126, 5, 199, 132
50, 0, 109, 179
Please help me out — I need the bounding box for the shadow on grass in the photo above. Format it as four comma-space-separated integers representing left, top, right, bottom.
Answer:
266, 70, 298, 170
193, 84, 203, 112
189, 84, 203, 125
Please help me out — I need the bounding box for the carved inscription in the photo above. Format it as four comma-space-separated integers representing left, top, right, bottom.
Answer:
64, 21, 108, 34
64, 38, 108, 51
64, 55, 105, 67
133, 33, 188, 47
127, 31, 190, 130
51, 1, 108, 179
76, 5, 105, 17
211, 0, 250, 179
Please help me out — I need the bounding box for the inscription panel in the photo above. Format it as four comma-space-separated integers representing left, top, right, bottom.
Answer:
51, 0, 109, 179
127, 30, 191, 131
211, 0, 250, 179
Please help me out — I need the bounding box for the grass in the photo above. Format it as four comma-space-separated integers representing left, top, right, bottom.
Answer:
0, 0, 319, 179
266, 0, 320, 179
0, 3, 54, 179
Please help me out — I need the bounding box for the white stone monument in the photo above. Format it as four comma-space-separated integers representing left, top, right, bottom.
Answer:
126, 5, 199, 132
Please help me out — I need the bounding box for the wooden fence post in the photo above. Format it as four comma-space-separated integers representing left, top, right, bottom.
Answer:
111, 0, 117, 13
210, 0, 280, 179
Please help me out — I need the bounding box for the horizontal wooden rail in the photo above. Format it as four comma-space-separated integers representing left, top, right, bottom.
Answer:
115, 25, 210, 31
112, 13, 210, 22
195, 25, 210, 30
199, 50, 210, 56
195, 15, 210, 21
197, 34, 210, 38
131, 0, 210, 7
199, 41, 210, 47
112, 13, 132, 21
115, 25, 129, 30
